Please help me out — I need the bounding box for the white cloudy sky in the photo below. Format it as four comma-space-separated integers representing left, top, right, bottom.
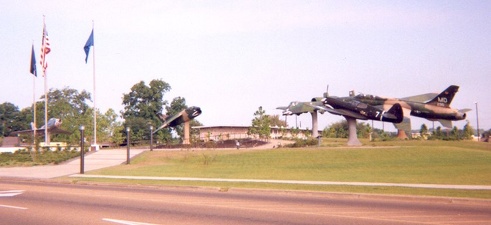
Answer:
1, 0, 490, 131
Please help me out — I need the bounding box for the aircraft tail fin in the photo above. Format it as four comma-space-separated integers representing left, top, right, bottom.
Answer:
426, 85, 459, 108
323, 85, 329, 98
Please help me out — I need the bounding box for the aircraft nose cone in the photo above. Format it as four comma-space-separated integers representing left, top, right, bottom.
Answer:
191, 106, 202, 118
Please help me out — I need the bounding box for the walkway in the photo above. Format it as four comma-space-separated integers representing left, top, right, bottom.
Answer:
0, 149, 145, 179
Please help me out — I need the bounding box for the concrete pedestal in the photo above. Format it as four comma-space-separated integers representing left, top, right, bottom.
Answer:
311, 111, 319, 138
183, 121, 190, 145
345, 116, 362, 146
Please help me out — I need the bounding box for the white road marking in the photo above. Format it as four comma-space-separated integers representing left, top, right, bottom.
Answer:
0, 204, 28, 210
0, 190, 25, 197
102, 218, 159, 225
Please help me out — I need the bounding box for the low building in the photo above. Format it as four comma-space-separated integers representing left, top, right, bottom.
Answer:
193, 125, 320, 141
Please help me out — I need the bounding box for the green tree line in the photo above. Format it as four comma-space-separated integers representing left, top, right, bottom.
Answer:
0, 79, 202, 146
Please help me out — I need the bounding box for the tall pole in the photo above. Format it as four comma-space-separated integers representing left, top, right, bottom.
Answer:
44, 65, 48, 145
32, 58, 36, 146
92, 21, 97, 151
42, 16, 49, 146
126, 127, 130, 164
150, 125, 153, 151
475, 102, 480, 141
80, 125, 85, 174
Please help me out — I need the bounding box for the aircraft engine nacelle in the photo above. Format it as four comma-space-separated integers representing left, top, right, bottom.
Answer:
455, 112, 466, 120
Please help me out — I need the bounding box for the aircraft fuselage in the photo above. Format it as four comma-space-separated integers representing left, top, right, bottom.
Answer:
354, 96, 466, 122
321, 96, 403, 123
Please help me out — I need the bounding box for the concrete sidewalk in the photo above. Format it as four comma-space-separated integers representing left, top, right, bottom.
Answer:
0, 141, 289, 179
0, 149, 146, 179
69, 175, 491, 191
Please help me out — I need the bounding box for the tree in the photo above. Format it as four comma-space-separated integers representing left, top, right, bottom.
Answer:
3, 87, 121, 146
356, 122, 371, 138
0, 102, 26, 136
322, 120, 373, 139
4, 87, 94, 145
98, 109, 123, 144
322, 127, 337, 138
122, 79, 171, 143
248, 106, 271, 140
432, 126, 443, 140
326, 120, 348, 138
462, 120, 474, 140
44, 87, 91, 118
43, 87, 92, 144
482, 129, 491, 142
420, 124, 428, 139
269, 115, 287, 127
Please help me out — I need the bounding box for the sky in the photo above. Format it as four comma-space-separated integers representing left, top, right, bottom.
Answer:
1, 0, 490, 132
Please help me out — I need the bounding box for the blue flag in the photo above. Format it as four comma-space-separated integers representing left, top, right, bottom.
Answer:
84, 29, 94, 63
30, 44, 37, 76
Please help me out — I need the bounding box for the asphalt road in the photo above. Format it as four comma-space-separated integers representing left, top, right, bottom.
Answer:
1, 179, 491, 225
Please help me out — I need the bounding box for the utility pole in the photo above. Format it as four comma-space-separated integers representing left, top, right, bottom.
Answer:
475, 102, 480, 141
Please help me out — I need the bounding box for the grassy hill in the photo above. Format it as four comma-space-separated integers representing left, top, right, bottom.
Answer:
78, 139, 491, 198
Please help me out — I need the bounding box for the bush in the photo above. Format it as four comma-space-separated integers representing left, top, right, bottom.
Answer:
286, 138, 318, 148
0, 147, 80, 167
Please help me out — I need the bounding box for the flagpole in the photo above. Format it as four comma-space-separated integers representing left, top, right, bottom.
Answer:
44, 64, 48, 145
33, 61, 36, 146
31, 43, 37, 146
92, 21, 98, 151
42, 16, 49, 146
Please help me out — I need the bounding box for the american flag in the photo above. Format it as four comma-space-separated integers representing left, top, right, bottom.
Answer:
40, 24, 50, 76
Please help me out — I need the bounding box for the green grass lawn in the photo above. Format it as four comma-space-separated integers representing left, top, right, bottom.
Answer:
76, 139, 491, 198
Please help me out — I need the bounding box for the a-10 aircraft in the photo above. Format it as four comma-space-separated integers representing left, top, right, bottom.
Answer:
153, 106, 202, 134
351, 85, 471, 136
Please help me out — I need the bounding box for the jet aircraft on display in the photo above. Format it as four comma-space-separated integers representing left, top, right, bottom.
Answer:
10, 118, 70, 136
276, 101, 325, 116
277, 87, 404, 144
311, 89, 404, 145
351, 85, 471, 137
153, 106, 202, 134
313, 96, 404, 124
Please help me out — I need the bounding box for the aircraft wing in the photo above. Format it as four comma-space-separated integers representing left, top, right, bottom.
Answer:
154, 111, 185, 134
9, 129, 39, 136
10, 127, 71, 136
49, 126, 71, 135
314, 105, 366, 120
277, 102, 325, 116
10, 118, 71, 136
